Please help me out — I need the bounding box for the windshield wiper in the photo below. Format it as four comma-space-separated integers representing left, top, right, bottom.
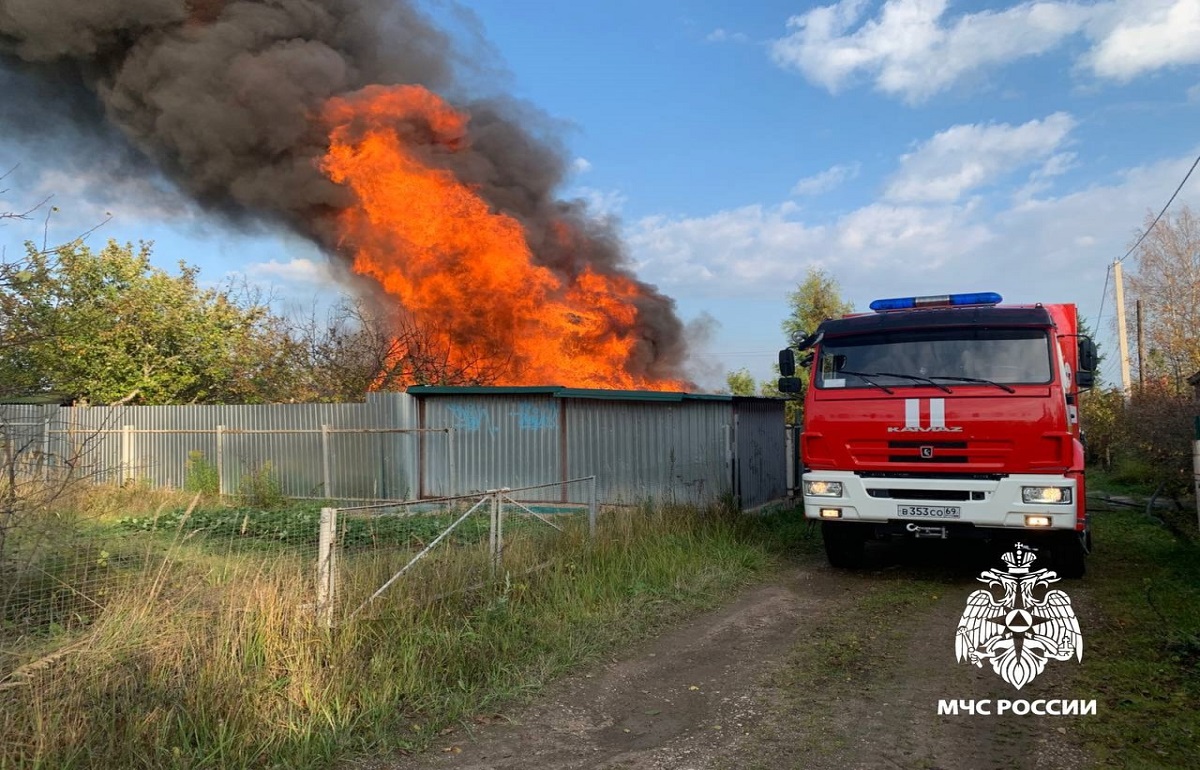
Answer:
927, 375, 1016, 393
870, 372, 953, 393
832, 370, 894, 394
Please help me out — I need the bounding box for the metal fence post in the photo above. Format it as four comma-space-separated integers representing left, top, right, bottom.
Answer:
588, 475, 597, 538
316, 507, 338, 628
321, 423, 332, 500
215, 425, 226, 497
489, 491, 500, 578
497, 489, 506, 569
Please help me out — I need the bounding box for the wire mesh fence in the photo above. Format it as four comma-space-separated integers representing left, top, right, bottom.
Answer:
322, 477, 598, 625
0, 483, 331, 683
0, 470, 599, 685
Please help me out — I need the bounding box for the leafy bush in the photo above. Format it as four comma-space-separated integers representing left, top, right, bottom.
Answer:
183, 450, 219, 495
1120, 384, 1197, 498
1079, 386, 1125, 467
237, 461, 285, 508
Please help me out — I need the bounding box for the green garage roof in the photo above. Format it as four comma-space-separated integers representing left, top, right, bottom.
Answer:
404, 385, 743, 403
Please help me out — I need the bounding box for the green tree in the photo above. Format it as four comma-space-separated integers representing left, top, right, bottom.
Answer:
773, 268, 854, 422
782, 267, 854, 347
0, 239, 297, 404
725, 368, 757, 396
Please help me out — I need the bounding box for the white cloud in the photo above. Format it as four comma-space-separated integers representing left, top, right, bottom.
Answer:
13, 166, 194, 238
625, 144, 1200, 340
1084, 0, 1200, 81
884, 113, 1076, 203
628, 203, 825, 292
571, 186, 628, 219
791, 162, 861, 196
707, 28, 750, 43
244, 257, 333, 286
628, 198, 988, 300
770, 0, 1200, 103
771, 0, 1089, 103
571, 157, 593, 174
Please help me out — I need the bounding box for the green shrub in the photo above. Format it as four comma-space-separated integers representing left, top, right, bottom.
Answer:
238, 461, 285, 509
183, 450, 219, 495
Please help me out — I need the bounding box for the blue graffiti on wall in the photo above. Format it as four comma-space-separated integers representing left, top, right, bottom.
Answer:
515, 403, 557, 431
443, 402, 558, 434
446, 404, 488, 432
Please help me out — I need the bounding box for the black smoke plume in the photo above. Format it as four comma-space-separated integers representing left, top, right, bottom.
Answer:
0, 0, 689, 384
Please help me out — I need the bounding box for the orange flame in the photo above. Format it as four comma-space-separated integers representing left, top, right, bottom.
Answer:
320, 85, 687, 391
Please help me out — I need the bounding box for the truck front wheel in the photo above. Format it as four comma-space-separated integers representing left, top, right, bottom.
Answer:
822, 521, 868, 568
1051, 531, 1087, 579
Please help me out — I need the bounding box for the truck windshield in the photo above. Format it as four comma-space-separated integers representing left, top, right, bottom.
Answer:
815, 328, 1052, 390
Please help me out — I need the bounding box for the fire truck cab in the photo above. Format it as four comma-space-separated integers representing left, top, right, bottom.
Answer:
778, 292, 1097, 577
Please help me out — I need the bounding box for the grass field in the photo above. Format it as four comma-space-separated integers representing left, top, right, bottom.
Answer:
0, 490, 809, 769
1, 478, 1196, 769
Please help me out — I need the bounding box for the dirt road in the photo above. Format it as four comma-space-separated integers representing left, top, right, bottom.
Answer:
367, 542, 1095, 770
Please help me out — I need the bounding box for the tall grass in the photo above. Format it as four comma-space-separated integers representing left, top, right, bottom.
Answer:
0, 497, 808, 768
1072, 504, 1200, 768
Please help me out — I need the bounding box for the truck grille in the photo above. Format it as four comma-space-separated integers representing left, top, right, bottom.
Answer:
847, 439, 1013, 469
866, 488, 984, 501
887, 440, 967, 464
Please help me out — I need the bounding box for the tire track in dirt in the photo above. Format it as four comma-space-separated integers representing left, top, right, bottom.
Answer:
359, 543, 1094, 770
362, 567, 840, 770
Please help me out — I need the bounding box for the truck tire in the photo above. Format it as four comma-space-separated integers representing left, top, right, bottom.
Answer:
1052, 532, 1087, 579
822, 521, 867, 568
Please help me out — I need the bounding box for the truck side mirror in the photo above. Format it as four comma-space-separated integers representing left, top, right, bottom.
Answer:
779, 348, 796, 377
1075, 370, 1095, 390
777, 377, 804, 394
1078, 337, 1098, 373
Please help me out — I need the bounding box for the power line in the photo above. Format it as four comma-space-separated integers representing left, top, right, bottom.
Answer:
1117, 151, 1200, 264
1094, 263, 1112, 335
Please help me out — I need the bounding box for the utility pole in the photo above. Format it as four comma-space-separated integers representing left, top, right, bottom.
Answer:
1113, 260, 1133, 400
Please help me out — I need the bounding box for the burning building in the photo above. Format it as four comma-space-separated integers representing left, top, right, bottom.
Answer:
0, 0, 692, 391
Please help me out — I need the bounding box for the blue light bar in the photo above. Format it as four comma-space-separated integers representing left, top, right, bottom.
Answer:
869, 292, 1002, 312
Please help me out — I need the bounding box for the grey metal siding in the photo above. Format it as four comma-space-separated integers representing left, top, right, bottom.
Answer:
565, 399, 731, 505
3, 391, 786, 510
3, 396, 421, 501
732, 398, 787, 509
419, 394, 563, 500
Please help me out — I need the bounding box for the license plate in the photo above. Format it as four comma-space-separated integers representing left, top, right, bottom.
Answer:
898, 505, 961, 519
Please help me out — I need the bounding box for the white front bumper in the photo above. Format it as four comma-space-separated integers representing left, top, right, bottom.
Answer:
802, 470, 1078, 531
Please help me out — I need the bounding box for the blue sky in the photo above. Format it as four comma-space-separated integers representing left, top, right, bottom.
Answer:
4, 0, 1200, 390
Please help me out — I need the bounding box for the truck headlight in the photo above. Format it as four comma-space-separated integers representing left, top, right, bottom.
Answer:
1021, 486, 1072, 504
805, 480, 844, 498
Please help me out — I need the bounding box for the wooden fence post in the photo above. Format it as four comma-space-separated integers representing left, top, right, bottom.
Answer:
316, 507, 338, 628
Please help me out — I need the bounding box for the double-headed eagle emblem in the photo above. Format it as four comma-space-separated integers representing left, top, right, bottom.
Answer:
956, 543, 1082, 689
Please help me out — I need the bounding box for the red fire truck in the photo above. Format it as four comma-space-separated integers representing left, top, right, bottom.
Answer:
778, 292, 1097, 577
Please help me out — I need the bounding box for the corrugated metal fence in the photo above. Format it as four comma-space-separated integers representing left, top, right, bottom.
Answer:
0, 389, 787, 509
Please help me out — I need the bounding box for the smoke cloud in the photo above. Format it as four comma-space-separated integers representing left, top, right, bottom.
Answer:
0, 0, 692, 383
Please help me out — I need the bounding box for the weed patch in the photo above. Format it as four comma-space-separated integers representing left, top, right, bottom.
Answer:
0, 499, 809, 768
1072, 506, 1200, 768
